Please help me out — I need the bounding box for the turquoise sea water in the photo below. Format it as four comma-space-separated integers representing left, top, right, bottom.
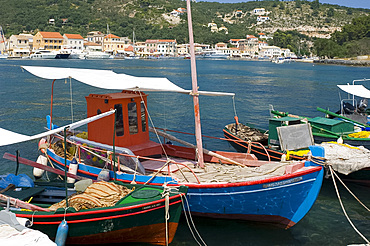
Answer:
0, 58, 369, 245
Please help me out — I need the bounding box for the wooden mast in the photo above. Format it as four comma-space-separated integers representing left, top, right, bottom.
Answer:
186, 0, 204, 168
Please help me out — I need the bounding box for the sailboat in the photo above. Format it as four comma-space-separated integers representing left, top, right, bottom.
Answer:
0, 26, 8, 59
13, 0, 323, 229
125, 30, 140, 59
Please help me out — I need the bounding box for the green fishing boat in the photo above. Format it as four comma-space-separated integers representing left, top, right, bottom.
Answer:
1, 180, 187, 245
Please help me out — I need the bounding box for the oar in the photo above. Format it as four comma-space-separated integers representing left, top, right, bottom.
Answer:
3, 153, 92, 182
317, 107, 370, 128
0, 193, 50, 212
0, 184, 15, 194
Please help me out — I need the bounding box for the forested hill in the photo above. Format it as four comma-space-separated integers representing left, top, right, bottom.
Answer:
0, 0, 368, 45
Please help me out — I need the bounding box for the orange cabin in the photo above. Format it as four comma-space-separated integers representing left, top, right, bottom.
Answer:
85, 90, 149, 148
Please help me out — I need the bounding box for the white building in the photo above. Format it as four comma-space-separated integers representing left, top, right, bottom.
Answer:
259, 45, 282, 58
257, 16, 270, 22
63, 34, 84, 50
7, 34, 33, 58
144, 39, 177, 57
253, 8, 266, 15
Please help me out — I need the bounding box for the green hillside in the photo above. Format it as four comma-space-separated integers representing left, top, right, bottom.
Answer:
0, 0, 368, 57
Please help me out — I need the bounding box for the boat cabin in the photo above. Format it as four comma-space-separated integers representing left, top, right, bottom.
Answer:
85, 90, 161, 155
268, 116, 301, 146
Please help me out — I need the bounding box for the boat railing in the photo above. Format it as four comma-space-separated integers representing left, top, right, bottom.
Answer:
48, 133, 202, 184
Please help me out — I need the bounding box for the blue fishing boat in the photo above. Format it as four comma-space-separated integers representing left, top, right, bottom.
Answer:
14, 64, 324, 229
7, 1, 323, 229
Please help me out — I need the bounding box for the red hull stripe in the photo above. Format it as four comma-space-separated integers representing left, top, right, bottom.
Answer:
26, 200, 182, 224
17, 196, 183, 219
45, 144, 321, 189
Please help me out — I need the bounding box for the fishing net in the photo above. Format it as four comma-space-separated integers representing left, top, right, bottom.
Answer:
49, 181, 132, 211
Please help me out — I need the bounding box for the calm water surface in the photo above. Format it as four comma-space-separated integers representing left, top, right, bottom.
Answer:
0, 59, 369, 245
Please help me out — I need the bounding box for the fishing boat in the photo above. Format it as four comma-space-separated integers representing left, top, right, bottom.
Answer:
0, 114, 187, 245
12, 0, 324, 229
0, 180, 186, 245
270, 108, 370, 150
223, 121, 307, 162
18, 64, 324, 229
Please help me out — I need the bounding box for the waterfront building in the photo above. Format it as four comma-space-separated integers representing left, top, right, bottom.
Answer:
33, 31, 64, 51
144, 39, 177, 57
259, 45, 282, 58
63, 34, 84, 50
86, 31, 105, 44
7, 34, 33, 58
103, 34, 131, 55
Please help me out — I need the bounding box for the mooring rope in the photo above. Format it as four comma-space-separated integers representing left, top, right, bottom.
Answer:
180, 195, 207, 246
329, 165, 370, 244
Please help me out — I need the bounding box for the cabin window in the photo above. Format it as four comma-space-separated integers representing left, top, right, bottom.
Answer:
128, 102, 138, 134
114, 104, 124, 136
140, 101, 147, 132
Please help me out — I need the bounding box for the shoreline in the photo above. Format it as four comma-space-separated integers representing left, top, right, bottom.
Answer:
314, 59, 370, 67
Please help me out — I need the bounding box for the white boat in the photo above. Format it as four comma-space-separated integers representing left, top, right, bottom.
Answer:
272, 57, 286, 64
85, 51, 111, 59
201, 49, 229, 59
29, 50, 56, 59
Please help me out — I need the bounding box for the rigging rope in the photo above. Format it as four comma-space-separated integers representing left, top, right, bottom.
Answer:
69, 77, 74, 123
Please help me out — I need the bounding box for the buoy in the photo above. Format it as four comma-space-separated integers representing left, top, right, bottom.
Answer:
97, 169, 110, 181
67, 158, 78, 184
337, 136, 343, 144
55, 220, 68, 246
33, 155, 47, 179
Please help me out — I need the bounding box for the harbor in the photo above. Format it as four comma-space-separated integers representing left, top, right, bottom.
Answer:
0, 58, 369, 245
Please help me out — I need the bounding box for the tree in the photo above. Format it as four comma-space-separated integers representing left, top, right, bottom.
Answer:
327, 7, 334, 17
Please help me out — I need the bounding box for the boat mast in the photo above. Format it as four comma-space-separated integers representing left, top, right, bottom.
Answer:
186, 0, 204, 168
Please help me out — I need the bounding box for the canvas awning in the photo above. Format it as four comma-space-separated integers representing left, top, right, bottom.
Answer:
0, 110, 115, 147
337, 84, 370, 99
21, 66, 235, 96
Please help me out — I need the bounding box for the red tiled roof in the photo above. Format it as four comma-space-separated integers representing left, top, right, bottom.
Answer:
84, 42, 101, 46
64, 34, 84, 39
105, 34, 120, 39
39, 32, 63, 39
125, 46, 134, 52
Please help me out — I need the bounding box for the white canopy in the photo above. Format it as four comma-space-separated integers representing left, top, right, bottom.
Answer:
337, 84, 370, 99
21, 66, 235, 97
0, 110, 115, 147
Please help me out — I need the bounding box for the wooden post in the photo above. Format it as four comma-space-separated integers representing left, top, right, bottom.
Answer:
187, 0, 204, 168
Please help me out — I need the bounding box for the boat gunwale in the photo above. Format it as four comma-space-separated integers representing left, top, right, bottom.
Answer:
43, 142, 322, 189
14, 198, 183, 223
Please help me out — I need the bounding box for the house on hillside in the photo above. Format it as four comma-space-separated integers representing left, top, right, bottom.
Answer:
229, 39, 244, 48
253, 8, 266, 15
257, 16, 270, 23
33, 31, 64, 51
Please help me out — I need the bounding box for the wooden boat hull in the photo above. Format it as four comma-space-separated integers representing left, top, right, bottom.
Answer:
45, 147, 323, 229
223, 127, 304, 162
313, 134, 370, 150
11, 184, 186, 245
